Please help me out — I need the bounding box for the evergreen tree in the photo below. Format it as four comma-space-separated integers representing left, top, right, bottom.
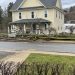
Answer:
7, 2, 13, 22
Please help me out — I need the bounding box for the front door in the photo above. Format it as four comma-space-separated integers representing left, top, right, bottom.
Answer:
32, 24, 36, 34
33, 24, 36, 30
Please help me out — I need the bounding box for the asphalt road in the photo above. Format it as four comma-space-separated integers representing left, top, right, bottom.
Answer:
0, 42, 74, 53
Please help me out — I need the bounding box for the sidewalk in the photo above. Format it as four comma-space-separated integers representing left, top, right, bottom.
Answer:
2, 50, 75, 63
1, 51, 30, 63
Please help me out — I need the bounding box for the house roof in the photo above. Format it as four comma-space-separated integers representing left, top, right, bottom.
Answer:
10, 0, 23, 11
10, 0, 57, 11
9, 18, 51, 24
40, 0, 57, 8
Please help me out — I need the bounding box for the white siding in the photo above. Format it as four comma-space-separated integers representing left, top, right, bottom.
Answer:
12, 8, 64, 34
54, 9, 64, 33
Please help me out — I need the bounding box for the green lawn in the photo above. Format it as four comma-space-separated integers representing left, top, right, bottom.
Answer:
25, 53, 75, 65
15, 54, 75, 75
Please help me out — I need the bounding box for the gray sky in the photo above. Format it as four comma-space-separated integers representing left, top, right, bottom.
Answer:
0, 0, 75, 9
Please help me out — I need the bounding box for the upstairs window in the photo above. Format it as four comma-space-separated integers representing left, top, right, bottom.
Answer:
31, 12, 34, 18
19, 13, 22, 19
45, 10, 47, 18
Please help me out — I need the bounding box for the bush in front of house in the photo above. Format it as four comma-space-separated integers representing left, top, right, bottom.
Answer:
26, 35, 75, 41
15, 33, 75, 41
28, 35, 39, 41
0, 33, 8, 38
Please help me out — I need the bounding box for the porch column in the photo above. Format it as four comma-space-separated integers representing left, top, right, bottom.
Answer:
11, 25, 14, 33
8, 26, 10, 34
31, 24, 33, 34
46, 23, 49, 34
36, 24, 40, 34
11, 25, 12, 33
38, 25, 40, 34
24, 24, 26, 33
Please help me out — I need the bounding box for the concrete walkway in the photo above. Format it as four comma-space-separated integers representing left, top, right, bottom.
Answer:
1, 51, 30, 63
1, 50, 75, 63
29, 51, 75, 56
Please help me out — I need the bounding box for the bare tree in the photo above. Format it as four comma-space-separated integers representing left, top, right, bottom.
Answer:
48, 27, 56, 36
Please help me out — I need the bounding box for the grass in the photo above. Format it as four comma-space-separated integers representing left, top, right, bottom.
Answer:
25, 53, 75, 65
15, 54, 75, 75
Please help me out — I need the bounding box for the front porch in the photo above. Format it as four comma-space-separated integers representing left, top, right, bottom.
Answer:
8, 18, 51, 37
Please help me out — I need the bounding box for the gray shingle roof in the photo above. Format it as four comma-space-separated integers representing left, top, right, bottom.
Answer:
10, 0, 23, 11
40, 0, 57, 8
9, 18, 50, 24
10, 0, 57, 11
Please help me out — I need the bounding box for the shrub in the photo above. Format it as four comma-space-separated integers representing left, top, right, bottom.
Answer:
14, 63, 75, 75
1, 62, 75, 75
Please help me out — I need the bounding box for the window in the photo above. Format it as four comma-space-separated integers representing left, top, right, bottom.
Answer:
45, 24, 47, 30
61, 27, 62, 30
11, 25, 14, 29
31, 12, 34, 18
19, 13, 21, 19
58, 26, 59, 30
45, 10, 47, 18
45, 24, 48, 30
61, 13, 62, 19
66, 26, 68, 29
61, 14, 62, 19
56, 11, 57, 18
59, 12, 60, 19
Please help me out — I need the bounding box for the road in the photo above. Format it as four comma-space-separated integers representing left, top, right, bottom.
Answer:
0, 42, 74, 53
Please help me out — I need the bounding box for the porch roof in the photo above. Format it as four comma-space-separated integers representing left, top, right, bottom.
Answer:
9, 18, 51, 25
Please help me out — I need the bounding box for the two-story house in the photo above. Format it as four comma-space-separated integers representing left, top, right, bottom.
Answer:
8, 0, 64, 37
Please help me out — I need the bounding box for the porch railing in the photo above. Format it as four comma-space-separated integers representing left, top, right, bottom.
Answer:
8, 29, 47, 37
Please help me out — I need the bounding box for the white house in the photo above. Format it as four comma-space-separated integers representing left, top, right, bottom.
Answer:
8, 0, 64, 37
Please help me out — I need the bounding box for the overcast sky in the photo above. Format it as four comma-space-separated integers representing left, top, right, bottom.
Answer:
0, 0, 75, 9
